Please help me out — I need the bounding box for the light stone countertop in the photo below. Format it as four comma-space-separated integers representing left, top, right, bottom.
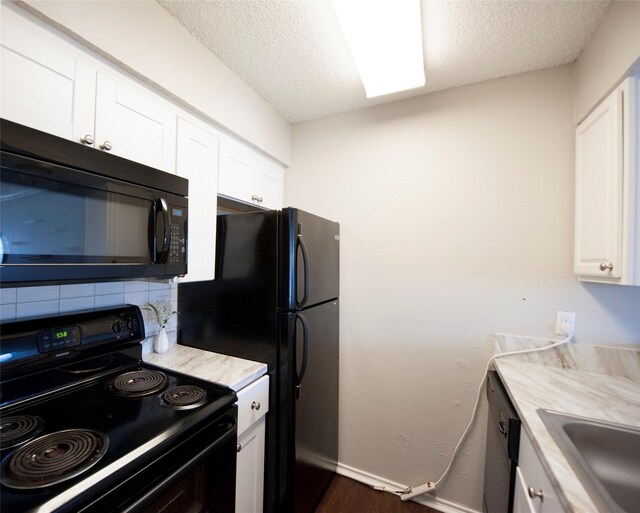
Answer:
494, 359, 640, 513
144, 344, 268, 392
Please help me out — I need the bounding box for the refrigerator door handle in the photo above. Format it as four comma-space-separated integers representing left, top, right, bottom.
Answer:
295, 313, 309, 400
296, 223, 310, 309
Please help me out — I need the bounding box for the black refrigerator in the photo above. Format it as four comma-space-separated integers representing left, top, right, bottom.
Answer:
178, 208, 339, 513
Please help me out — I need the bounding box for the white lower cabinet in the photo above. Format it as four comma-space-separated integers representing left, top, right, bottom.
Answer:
236, 417, 266, 513
235, 375, 269, 513
513, 432, 563, 513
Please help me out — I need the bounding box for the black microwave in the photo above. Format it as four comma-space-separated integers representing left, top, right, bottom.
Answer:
0, 119, 188, 286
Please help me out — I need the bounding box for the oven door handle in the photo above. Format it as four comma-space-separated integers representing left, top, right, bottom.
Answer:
121, 422, 236, 513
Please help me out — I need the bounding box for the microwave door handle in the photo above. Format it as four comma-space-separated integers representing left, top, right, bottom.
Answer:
295, 313, 309, 400
156, 198, 170, 263
149, 201, 157, 262
296, 223, 310, 308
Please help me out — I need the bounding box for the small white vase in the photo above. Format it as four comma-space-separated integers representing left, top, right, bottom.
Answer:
154, 326, 169, 354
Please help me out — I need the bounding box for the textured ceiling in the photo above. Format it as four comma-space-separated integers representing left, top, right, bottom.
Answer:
158, 0, 611, 123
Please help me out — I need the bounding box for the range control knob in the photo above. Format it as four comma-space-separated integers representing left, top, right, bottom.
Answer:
126, 318, 136, 331
112, 322, 123, 333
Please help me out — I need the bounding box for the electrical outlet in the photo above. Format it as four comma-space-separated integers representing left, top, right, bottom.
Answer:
555, 311, 576, 337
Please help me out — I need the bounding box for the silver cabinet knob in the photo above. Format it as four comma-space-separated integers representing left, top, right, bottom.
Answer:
599, 262, 614, 272
251, 401, 261, 411
80, 134, 94, 145
100, 141, 113, 151
251, 195, 258, 202
236, 443, 242, 452
258, 196, 264, 203
528, 486, 544, 501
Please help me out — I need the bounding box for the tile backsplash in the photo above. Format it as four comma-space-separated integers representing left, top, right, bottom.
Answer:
0, 281, 178, 350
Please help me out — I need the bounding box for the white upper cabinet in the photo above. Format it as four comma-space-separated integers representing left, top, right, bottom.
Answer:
575, 77, 639, 285
255, 159, 284, 210
176, 118, 219, 283
95, 73, 177, 173
218, 140, 257, 203
2, 3, 284, 289
0, 7, 95, 143
219, 139, 284, 209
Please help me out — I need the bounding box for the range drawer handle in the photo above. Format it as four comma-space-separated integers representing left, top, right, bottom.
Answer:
251, 401, 261, 411
528, 486, 544, 501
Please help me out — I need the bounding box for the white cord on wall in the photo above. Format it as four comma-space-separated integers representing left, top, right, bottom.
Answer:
396, 335, 573, 501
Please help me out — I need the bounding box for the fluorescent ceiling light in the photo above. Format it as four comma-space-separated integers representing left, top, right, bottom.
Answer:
332, 0, 425, 98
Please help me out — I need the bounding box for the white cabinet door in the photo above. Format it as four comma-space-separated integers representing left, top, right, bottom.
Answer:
0, 6, 95, 143
219, 140, 257, 204
575, 87, 624, 278
235, 375, 269, 513
256, 159, 284, 210
95, 73, 177, 173
236, 416, 266, 513
219, 140, 285, 209
176, 118, 219, 283
514, 433, 564, 513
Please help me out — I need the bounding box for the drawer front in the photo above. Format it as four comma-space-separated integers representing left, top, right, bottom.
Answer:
237, 375, 269, 436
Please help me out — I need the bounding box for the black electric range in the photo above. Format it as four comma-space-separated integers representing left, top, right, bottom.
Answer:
0, 305, 237, 513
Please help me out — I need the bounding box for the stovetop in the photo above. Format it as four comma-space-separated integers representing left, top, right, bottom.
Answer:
0, 356, 236, 512
0, 305, 237, 513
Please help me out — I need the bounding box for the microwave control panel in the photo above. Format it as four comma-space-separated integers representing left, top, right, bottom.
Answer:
168, 208, 186, 264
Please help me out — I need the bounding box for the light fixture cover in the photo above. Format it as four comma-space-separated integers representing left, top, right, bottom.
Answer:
332, 0, 425, 98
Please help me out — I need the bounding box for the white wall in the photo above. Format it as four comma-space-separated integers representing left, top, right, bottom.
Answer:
575, 0, 640, 122
284, 65, 640, 511
16, 0, 291, 165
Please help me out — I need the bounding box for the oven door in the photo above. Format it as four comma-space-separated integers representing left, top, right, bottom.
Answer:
0, 152, 185, 285
78, 408, 237, 513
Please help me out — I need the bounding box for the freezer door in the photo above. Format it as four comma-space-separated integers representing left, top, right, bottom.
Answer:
280, 209, 339, 310
293, 300, 339, 513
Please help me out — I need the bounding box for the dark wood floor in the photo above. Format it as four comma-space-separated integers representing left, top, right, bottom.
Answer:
314, 475, 442, 513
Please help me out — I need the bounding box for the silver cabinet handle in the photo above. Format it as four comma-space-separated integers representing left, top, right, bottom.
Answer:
100, 141, 113, 151
80, 134, 94, 145
599, 262, 614, 271
236, 443, 242, 452
528, 486, 544, 501
251, 401, 261, 411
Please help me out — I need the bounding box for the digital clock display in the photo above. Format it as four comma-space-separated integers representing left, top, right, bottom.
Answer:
38, 325, 80, 353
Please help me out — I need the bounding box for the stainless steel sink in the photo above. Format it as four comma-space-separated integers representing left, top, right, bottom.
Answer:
538, 410, 640, 513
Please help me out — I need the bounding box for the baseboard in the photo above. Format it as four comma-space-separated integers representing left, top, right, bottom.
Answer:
335, 462, 481, 513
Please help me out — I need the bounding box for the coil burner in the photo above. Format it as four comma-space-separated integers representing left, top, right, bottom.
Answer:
107, 370, 168, 398
0, 415, 45, 450
160, 385, 208, 410
0, 429, 109, 489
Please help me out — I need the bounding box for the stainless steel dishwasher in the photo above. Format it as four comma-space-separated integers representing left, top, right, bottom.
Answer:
483, 370, 521, 513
